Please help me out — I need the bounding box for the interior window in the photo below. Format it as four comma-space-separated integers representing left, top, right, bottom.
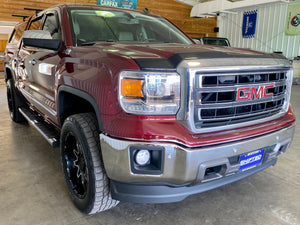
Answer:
43, 13, 61, 40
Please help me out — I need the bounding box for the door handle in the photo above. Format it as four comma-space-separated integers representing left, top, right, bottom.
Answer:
13, 57, 24, 69
29, 59, 37, 66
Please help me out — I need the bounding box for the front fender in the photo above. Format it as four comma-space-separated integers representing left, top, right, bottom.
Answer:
57, 85, 104, 131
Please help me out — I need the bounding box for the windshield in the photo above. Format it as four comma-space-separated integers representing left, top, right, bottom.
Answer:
69, 8, 193, 46
203, 38, 230, 47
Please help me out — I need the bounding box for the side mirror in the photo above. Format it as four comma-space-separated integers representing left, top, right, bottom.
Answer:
22, 30, 61, 51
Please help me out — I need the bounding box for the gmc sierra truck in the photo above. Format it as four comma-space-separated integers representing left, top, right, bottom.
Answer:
4, 4, 295, 214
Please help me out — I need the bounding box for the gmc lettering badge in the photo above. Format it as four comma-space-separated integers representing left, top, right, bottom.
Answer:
237, 85, 274, 100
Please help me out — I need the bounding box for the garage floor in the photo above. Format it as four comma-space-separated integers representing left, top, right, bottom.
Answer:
0, 83, 299, 225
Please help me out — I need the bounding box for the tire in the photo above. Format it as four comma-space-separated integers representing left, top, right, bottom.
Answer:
60, 113, 119, 214
6, 79, 26, 122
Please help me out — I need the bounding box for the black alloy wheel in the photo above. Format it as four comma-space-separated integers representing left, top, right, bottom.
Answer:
63, 132, 89, 199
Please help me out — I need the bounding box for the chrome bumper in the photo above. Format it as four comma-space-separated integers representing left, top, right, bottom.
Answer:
100, 124, 295, 185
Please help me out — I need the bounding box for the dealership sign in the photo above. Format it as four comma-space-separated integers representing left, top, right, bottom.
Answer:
97, 0, 137, 9
285, 4, 300, 35
242, 10, 258, 38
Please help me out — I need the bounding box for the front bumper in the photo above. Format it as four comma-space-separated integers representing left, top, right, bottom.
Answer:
100, 124, 295, 203
110, 158, 277, 203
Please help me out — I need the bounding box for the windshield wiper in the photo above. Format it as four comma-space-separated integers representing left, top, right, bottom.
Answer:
80, 42, 96, 46
80, 40, 116, 46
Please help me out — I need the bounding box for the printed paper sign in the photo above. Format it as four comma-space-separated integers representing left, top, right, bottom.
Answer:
97, 0, 137, 10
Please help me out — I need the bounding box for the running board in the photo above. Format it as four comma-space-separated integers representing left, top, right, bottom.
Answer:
19, 108, 60, 148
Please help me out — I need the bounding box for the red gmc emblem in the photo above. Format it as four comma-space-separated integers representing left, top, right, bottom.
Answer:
237, 85, 274, 100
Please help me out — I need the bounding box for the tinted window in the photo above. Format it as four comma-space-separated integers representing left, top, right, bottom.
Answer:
203, 38, 230, 47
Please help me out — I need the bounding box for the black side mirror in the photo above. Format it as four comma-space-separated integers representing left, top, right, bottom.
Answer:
22, 30, 61, 51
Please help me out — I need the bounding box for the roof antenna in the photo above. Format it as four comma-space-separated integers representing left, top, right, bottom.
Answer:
24, 8, 42, 15
143, 8, 149, 13
12, 15, 29, 22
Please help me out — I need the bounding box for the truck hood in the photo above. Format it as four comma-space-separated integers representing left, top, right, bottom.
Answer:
92, 43, 287, 70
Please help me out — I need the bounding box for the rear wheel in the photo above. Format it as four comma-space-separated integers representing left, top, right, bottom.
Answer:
60, 113, 119, 214
6, 79, 26, 122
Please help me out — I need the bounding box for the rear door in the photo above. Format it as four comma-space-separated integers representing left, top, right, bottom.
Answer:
5, 22, 27, 79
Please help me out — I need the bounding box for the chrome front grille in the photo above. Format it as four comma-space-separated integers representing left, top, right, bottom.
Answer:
193, 71, 289, 129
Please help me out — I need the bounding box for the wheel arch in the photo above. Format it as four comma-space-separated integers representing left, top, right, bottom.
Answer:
57, 85, 103, 131
5, 66, 13, 82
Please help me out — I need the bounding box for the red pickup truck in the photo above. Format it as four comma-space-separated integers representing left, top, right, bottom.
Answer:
4, 4, 295, 214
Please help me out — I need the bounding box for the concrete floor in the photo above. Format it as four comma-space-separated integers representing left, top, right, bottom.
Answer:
0, 83, 299, 225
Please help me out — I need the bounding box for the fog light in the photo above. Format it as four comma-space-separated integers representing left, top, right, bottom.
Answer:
135, 150, 150, 166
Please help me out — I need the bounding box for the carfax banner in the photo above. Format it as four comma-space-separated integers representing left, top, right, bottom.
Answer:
97, 0, 137, 10
285, 4, 300, 35
242, 10, 258, 38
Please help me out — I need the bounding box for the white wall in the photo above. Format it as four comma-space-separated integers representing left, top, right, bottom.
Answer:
0, 21, 17, 35
218, 2, 300, 59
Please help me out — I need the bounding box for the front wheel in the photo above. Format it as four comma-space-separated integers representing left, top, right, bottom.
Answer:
60, 113, 119, 214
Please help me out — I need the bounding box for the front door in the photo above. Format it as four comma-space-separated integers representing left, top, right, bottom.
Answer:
18, 11, 62, 124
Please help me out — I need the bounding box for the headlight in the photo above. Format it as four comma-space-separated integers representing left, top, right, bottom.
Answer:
119, 71, 180, 115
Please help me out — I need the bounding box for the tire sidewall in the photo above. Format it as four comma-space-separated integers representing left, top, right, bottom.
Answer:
6, 79, 16, 120
6, 79, 26, 122
61, 116, 96, 213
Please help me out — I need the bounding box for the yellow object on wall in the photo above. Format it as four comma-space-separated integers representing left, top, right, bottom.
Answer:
285, 4, 300, 35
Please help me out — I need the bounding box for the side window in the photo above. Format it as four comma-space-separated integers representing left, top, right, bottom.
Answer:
43, 13, 61, 40
9, 22, 27, 45
29, 16, 43, 30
